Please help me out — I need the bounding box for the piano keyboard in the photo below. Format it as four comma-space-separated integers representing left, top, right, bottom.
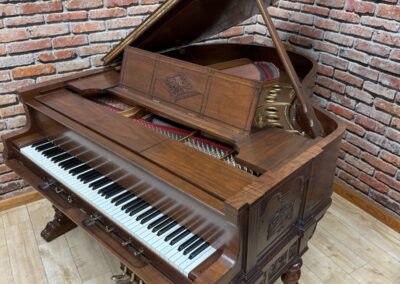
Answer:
21, 139, 217, 277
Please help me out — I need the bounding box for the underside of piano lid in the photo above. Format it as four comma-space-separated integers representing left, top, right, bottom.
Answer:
103, 0, 274, 63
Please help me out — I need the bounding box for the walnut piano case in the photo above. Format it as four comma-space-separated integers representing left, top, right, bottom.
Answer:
2, 0, 345, 283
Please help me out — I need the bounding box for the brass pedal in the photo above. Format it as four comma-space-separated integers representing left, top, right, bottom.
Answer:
111, 266, 130, 283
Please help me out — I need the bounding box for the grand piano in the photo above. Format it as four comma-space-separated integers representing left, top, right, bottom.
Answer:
2, 0, 345, 283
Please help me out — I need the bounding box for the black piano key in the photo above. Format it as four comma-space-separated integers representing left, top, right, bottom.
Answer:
104, 186, 125, 199
41, 146, 62, 154
78, 170, 101, 183
83, 172, 102, 184
59, 158, 80, 169
165, 226, 186, 242
32, 139, 48, 147
141, 212, 164, 225
170, 230, 190, 246
99, 183, 119, 195
114, 193, 136, 206
122, 198, 142, 211
189, 243, 209, 260
183, 239, 204, 255
106, 189, 126, 200
61, 160, 82, 171
148, 215, 168, 230
152, 218, 173, 233
178, 235, 199, 252
89, 177, 111, 189
77, 169, 97, 180
43, 147, 64, 158
137, 208, 158, 222
128, 202, 150, 216
112, 191, 133, 204
157, 221, 177, 236
36, 142, 54, 151
51, 153, 72, 163
69, 164, 90, 175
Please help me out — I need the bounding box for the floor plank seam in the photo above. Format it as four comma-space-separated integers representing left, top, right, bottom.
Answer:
27, 204, 50, 284
4, 238, 15, 284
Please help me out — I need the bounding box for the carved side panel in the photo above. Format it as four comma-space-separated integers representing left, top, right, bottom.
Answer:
268, 241, 298, 280
256, 170, 309, 257
253, 238, 299, 284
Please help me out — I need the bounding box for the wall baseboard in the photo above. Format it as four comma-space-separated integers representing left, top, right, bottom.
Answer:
0, 191, 43, 212
333, 181, 400, 233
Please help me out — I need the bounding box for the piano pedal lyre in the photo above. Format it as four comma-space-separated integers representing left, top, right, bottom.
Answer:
111, 265, 130, 283
112, 265, 146, 284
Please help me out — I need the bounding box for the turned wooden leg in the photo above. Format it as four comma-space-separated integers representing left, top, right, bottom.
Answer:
41, 206, 77, 242
281, 258, 302, 284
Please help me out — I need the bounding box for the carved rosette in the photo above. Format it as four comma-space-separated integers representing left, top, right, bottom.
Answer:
163, 73, 201, 101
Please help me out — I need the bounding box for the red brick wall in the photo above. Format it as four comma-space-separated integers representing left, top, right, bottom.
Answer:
0, 1, 399, 216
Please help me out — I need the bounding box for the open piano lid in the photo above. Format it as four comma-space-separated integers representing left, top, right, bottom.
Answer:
103, 0, 273, 64
103, 0, 325, 138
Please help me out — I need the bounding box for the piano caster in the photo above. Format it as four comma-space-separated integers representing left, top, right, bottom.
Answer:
281, 258, 302, 284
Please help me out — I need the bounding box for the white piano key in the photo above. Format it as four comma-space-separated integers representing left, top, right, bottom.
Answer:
182, 246, 216, 275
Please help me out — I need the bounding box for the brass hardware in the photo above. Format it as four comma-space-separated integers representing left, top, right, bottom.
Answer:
122, 240, 131, 247
253, 83, 301, 134
118, 106, 144, 118
67, 195, 74, 204
38, 179, 56, 191
111, 265, 130, 283
54, 186, 63, 194
133, 248, 144, 256
105, 226, 114, 233
133, 247, 144, 257
130, 273, 136, 283
83, 213, 101, 226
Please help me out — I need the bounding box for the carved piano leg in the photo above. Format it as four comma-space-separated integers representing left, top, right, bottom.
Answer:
281, 258, 302, 284
41, 206, 77, 242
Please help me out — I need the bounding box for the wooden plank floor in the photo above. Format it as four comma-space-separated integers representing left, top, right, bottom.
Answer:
0, 193, 399, 284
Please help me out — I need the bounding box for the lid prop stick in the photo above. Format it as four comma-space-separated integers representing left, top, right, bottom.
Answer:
255, 0, 325, 138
